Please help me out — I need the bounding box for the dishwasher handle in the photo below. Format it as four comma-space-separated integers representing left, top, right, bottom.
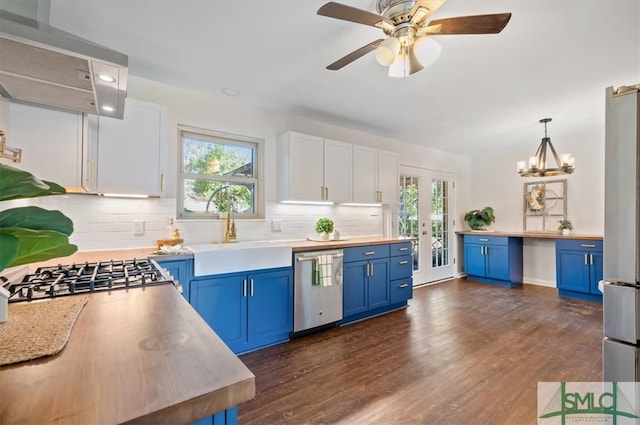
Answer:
297, 253, 344, 262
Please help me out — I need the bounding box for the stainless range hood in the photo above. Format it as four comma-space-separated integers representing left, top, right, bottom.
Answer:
0, 8, 128, 119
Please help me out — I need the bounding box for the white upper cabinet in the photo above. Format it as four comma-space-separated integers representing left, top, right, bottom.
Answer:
7, 102, 84, 190
277, 131, 352, 203
84, 98, 167, 196
323, 138, 353, 203
353, 146, 399, 204
377, 149, 399, 204
352, 145, 378, 203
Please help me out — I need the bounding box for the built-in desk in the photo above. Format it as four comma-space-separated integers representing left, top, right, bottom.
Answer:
456, 231, 604, 300
455, 231, 603, 241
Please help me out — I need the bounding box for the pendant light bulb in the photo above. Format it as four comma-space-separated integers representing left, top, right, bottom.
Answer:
375, 37, 401, 67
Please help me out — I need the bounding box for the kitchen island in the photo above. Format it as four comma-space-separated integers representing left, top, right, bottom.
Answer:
0, 284, 255, 424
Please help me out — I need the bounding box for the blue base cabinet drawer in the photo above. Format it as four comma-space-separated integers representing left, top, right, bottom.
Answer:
390, 241, 412, 257
344, 244, 390, 262
555, 239, 603, 301
390, 278, 413, 304
390, 255, 412, 280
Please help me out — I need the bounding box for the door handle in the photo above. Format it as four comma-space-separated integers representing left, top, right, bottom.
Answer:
250, 278, 254, 296
422, 231, 428, 235
584, 254, 588, 265
399, 260, 409, 265
398, 283, 409, 288
370, 262, 374, 276
364, 251, 376, 256
399, 247, 409, 251
242, 279, 247, 297
590, 254, 594, 266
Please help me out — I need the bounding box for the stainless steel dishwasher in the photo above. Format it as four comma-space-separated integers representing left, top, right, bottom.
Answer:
293, 249, 343, 334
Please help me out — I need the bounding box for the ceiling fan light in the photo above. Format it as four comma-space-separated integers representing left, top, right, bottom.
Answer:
375, 37, 400, 66
407, 45, 424, 75
388, 51, 408, 77
414, 37, 442, 66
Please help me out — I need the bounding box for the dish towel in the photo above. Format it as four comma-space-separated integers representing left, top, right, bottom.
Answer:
317, 255, 333, 287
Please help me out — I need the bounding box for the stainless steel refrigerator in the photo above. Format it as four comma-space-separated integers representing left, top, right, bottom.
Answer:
602, 84, 640, 381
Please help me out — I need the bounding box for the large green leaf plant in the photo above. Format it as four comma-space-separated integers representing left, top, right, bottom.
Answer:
0, 164, 77, 272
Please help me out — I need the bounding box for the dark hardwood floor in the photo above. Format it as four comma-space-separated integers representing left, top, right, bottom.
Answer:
238, 278, 603, 425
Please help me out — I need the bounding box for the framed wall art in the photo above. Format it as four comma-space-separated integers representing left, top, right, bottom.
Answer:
523, 179, 567, 232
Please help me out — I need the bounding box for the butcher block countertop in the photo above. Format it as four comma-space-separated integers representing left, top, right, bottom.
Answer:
455, 230, 603, 241
285, 235, 411, 252
0, 285, 255, 425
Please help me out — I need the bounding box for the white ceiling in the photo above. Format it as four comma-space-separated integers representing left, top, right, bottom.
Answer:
48, 0, 639, 156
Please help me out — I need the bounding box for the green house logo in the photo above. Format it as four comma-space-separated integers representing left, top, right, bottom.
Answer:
538, 382, 640, 424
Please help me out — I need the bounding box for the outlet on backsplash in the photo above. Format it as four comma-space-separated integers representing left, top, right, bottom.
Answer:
133, 220, 145, 235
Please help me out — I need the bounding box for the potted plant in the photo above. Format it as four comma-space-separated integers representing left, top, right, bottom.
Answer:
0, 164, 77, 273
558, 219, 573, 236
464, 206, 496, 231
315, 217, 335, 241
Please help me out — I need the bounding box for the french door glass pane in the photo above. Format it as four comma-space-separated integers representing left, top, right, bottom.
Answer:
431, 179, 449, 268
399, 175, 420, 271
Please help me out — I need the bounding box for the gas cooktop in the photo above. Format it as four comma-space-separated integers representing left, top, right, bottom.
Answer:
6, 258, 175, 303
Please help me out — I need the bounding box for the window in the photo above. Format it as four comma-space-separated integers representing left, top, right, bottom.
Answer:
178, 127, 263, 219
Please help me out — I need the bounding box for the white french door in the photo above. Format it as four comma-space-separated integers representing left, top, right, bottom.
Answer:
399, 166, 455, 285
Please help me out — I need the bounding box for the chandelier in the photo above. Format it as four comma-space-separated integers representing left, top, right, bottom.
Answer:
517, 118, 575, 177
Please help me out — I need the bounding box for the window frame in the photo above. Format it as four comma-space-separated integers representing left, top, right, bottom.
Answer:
177, 125, 264, 220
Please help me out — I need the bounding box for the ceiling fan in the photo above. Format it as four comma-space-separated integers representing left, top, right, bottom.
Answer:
317, 0, 511, 77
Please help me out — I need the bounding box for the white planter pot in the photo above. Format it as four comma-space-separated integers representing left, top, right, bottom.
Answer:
561, 229, 572, 236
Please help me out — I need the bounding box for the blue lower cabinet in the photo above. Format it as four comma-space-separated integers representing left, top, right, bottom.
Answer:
191, 267, 293, 354
342, 243, 416, 324
555, 239, 603, 301
463, 235, 523, 287
154, 257, 193, 301
193, 406, 238, 425
343, 258, 389, 320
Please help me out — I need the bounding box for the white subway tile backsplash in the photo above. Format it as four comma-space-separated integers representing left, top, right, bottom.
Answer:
2, 195, 384, 251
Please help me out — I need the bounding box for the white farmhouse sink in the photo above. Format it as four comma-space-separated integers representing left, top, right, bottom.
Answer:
188, 241, 292, 277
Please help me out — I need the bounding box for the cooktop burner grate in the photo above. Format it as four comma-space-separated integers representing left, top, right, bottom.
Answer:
7, 258, 174, 303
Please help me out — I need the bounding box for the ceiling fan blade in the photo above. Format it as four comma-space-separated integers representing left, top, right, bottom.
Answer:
326, 39, 384, 70
318, 2, 394, 31
416, 23, 442, 36
428, 13, 512, 35
409, 0, 446, 26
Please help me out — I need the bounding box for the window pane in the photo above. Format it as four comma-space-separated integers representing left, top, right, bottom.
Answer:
183, 179, 255, 214
183, 137, 254, 177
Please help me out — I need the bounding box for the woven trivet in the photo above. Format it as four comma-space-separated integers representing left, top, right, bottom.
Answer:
0, 296, 88, 366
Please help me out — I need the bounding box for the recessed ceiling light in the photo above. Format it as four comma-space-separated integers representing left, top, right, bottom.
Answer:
102, 105, 115, 112
222, 87, 240, 96
97, 74, 117, 83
